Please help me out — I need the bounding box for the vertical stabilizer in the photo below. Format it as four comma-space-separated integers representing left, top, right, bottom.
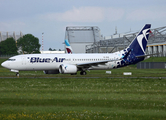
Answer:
118, 24, 151, 67
127, 24, 151, 56
65, 39, 73, 54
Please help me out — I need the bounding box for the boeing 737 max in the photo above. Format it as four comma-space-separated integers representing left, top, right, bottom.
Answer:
1, 24, 151, 76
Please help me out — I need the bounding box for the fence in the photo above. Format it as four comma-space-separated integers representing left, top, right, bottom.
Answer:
137, 62, 166, 69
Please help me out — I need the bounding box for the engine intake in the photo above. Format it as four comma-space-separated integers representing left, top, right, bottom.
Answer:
59, 64, 77, 74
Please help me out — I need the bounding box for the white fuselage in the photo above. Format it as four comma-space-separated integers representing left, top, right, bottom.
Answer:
1, 52, 123, 71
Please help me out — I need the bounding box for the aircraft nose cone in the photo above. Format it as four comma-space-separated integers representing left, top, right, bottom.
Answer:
1, 61, 7, 68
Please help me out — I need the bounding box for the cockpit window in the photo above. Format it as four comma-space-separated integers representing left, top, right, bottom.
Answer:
7, 59, 16, 61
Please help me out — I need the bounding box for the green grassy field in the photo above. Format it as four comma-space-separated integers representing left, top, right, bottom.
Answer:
0, 78, 166, 120
0, 58, 166, 119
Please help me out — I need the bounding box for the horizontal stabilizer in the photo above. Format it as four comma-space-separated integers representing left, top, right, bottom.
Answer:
136, 53, 159, 58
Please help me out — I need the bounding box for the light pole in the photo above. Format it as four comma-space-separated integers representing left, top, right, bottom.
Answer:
42, 32, 44, 52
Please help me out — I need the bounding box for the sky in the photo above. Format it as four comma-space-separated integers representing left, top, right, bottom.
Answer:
0, 0, 166, 51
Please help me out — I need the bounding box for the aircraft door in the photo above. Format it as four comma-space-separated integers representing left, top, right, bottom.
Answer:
21, 57, 25, 65
21, 56, 27, 66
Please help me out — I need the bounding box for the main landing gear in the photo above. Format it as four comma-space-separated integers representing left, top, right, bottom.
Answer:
80, 71, 87, 75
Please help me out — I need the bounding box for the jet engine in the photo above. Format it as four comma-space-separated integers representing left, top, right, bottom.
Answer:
43, 70, 59, 74
59, 64, 77, 74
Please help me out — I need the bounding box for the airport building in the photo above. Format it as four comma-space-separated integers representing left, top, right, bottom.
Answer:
0, 31, 23, 42
65, 26, 102, 53
65, 26, 166, 56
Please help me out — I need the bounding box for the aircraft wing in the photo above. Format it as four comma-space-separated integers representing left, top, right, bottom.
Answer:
76, 59, 119, 68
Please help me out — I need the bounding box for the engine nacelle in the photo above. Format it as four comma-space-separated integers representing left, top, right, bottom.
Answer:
43, 70, 59, 74
59, 64, 77, 74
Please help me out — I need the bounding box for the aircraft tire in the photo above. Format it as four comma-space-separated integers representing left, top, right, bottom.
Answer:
80, 71, 86, 75
16, 73, 19, 77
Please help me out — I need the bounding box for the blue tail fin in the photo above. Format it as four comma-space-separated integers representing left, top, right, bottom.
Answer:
118, 24, 151, 68
127, 24, 151, 56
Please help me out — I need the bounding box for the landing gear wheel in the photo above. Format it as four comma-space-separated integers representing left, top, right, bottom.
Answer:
80, 71, 87, 75
16, 73, 19, 77
83, 71, 86, 75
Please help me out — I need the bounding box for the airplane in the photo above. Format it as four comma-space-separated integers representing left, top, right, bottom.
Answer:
1, 24, 151, 76
65, 39, 73, 54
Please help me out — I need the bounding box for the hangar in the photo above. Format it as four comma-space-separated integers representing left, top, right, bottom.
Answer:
65, 26, 101, 53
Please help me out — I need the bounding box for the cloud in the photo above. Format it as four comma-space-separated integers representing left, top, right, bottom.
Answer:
104, 8, 124, 21
40, 6, 124, 22
0, 21, 26, 32
126, 7, 166, 21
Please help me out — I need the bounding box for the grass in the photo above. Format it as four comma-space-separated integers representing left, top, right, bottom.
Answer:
1, 57, 166, 119
0, 78, 166, 119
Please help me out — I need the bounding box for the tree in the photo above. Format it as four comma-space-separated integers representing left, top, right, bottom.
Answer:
0, 37, 18, 55
49, 48, 52, 51
49, 48, 56, 51
17, 34, 41, 54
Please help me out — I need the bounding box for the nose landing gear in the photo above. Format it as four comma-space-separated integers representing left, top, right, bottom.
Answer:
16, 73, 19, 77
10, 70, 20, 78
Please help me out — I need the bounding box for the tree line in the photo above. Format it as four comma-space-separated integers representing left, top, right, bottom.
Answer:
0, 34, 41, 55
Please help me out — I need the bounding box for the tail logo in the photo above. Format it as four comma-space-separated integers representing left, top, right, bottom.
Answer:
66, 48, 72, 54
65, 40, 70, 47
143, 29, 150, 41
65, 39, 73, 54
137, 28, 150, 53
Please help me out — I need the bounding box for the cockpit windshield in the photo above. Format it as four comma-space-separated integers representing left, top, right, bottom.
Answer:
7, 59, 16, 61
